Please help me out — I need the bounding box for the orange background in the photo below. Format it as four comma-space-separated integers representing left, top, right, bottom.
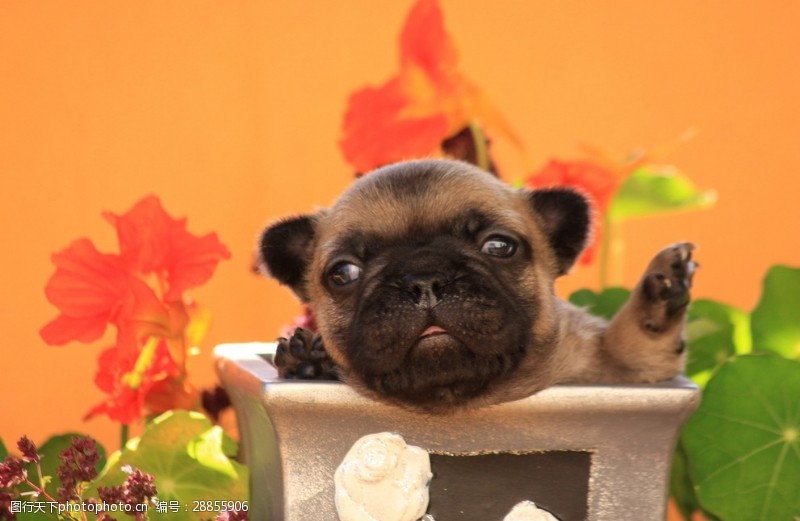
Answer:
2, 1, 799, 455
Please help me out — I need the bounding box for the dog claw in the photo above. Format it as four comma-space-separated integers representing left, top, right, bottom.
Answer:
274, 327, 338, 380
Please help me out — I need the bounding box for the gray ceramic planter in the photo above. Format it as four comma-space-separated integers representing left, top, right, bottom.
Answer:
215, 342, 699, 521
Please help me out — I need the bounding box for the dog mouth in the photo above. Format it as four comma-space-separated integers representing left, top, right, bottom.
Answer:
414, 323, 459, 351
357, 320, 528, 411
410, 324, 465, 363
419, 325, 448, 338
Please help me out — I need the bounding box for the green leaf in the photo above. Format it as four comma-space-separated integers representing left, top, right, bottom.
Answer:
670, 439, 701, 521
682, 355, 800, 521
670, 437, 723, 521
568, 287, 631, 320
0, 438, 7, 460
608, 166, 716, 221
685, 299, 751, 387
751, 265, 800, 359
90, 410, 248, 521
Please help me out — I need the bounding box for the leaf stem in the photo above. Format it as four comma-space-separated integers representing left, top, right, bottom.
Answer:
468, 121, 490, 172
120, 424, 129, 449
599, 213, 613, 290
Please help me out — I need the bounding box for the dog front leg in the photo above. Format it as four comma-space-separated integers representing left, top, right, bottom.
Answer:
601, 243, 697, 383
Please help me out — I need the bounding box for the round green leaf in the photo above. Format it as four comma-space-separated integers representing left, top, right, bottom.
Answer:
90, 410, 248, 521
608, 166, 716, 222
568, 287, 631, 320
670, 439, 702, 521
751, 265, 800, 359
683, 355, 800, 521
685, 299, 751, 386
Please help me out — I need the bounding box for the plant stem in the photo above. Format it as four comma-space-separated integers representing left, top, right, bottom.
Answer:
23, 478, 58, 503
120, 424, 129, 449
599, 213, 613, 290
34, 460, 47, 494
468, 120, 490, 172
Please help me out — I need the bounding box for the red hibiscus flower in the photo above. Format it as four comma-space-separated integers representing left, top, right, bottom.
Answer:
40, 195, 230, 424
340, 0, 518, 173
526, 159, 620, 265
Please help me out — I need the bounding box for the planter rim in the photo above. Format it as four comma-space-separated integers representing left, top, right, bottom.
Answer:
215, 341, 701, 521
214, 341, 700, 414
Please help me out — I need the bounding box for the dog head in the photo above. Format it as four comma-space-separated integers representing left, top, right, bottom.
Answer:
260, 159, 590, 411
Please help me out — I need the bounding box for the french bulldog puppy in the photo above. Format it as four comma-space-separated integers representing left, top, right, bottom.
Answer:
259, 159, 696, 413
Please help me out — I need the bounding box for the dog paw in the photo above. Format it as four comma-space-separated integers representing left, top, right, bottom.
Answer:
639, 242, 697, 332
274, 327, 338, 380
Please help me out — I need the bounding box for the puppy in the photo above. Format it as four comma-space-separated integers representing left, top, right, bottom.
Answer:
259, 159, 695, 412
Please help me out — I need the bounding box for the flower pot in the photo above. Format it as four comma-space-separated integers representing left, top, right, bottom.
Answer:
215, 342, 699, 521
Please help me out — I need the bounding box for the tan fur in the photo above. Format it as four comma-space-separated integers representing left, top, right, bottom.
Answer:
262, 159, 694, 411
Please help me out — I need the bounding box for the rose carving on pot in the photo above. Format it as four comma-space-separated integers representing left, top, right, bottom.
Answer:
335, 432, 432, 521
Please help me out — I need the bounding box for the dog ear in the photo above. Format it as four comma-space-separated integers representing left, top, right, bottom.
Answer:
527, 188, 591, 275
258, 214, 319, 301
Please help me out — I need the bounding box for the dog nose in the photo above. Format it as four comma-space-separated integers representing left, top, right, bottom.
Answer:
402, 273, 443, 308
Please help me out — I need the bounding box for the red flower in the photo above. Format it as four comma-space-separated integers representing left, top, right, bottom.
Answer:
104, 195, 231, 301
40, 195, 229, 424
340, 0, 517, 173
528, 159, 619, 212
41, 197, 230, 347
40, 239, 129, 345
87, 346, 146, 424
526, 160, 620, 265
86, 340, 183, 424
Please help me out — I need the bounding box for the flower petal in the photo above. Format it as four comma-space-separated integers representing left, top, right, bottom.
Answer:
339, 0, 461, 173
526, 160, 619, 266
162, 231, 231, 301
105, 195, 230, 300
40, 314, 110, 346
87, 346, 144, 423
103, 195, 170, 273
339, 0, 520, 173
527, 159, 618, 212
87, 340, 184, 424
84, 388, 143, 425
397, 0, 521, 148
40, 238, 127, 345
340, 79, 448, 172
94, 346, 130, 393
400, 0, 458, 82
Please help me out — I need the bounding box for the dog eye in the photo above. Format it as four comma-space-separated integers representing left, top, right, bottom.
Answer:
329, 262, 363, 287
481, 236, 517, 258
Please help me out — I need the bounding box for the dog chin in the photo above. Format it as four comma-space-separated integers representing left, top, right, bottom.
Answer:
354, 333, 523, 411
